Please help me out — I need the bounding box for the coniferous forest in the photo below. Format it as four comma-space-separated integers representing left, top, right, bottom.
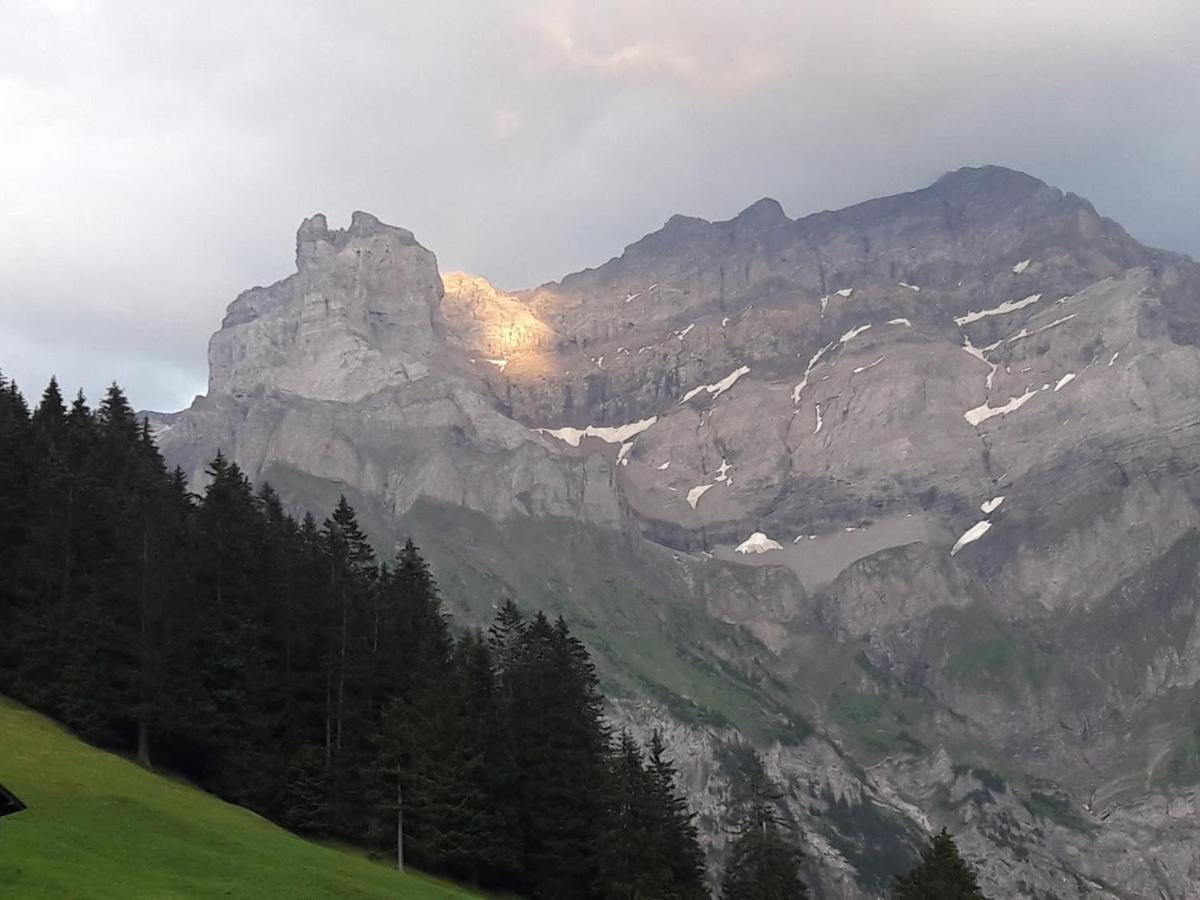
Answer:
0, 373, 710, 898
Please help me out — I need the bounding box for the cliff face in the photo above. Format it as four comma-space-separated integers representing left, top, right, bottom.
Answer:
153, 166, 1200, 897
208, 211, 445, 402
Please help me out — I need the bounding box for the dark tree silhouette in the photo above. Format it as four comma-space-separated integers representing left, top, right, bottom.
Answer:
893, 828, 988, 899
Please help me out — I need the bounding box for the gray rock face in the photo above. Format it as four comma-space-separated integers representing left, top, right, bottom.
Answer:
153, 165, 1200, 897
209, 211, 444, 402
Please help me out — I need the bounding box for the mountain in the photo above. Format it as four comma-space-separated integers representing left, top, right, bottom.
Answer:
152, 165, 1200, 898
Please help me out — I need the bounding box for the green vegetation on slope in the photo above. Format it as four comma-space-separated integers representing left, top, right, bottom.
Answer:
0, 697, 477, 899
0, 380, 709, 899
396, 498, 812, 745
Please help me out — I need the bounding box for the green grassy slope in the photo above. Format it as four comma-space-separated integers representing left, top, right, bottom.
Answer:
0, 698, 479, 899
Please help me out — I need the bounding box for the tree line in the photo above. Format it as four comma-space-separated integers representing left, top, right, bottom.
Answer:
0, 371, 989, 899
0, 374, 709, 896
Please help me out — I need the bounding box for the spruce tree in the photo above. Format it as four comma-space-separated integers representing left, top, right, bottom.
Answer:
600, 731, 659, 899
56, 383, 149, 744
721, 754, 807, 900
646, 731, 709, 898
0, 372, 32, 692
11, 378, 71, 711
184, 453, 274, 801
370, 540, 455, 872
504, 612, 610, 898
450, 631, 520, 884
892, 828, 988, 899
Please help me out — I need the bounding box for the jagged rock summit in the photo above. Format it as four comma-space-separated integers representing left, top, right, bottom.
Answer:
153, 166, 1200, 898
209, 210, 444, 402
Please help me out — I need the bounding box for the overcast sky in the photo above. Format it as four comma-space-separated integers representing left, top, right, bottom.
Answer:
2, 0, 1198, 411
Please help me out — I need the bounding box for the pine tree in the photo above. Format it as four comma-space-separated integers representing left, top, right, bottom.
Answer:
646, 731, 709, 898
55, 383, 150, 744
505, 612, 610, 898
10, 378, 72, 712
321, 497, 378, 837
721, 753, 807, 900
487, 598, 526, 678
137, 461, 194, 768
600, 730, 659, 899
449, 631, 520, 884
323, 497, 375, 758
0, 372, 32, 692
892, 828, 988, 899
182, 453, 275, 801
30, 376, 66, 436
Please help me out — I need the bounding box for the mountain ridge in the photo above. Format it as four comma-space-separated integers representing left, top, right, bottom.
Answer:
149, 164, 1200, 897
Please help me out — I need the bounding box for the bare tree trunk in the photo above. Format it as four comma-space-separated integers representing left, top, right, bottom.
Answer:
62, 485, 73, 606
397, 776, 404, 872
336, 604, 347, 750
324, 670, 332, 765
137, 526, 152, 769
137, 719, 152, 768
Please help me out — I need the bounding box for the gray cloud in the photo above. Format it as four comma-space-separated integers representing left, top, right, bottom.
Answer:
2, 0, 1198, 411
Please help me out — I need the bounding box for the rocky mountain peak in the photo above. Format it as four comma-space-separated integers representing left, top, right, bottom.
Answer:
933, 163, 1049, 195
295, 209, 419, 270
209, 211, 442, 401
734, 196, 788, 227
926, 164, 1120, 244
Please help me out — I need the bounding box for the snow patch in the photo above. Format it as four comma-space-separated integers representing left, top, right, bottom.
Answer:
954, 293, 1042, 326
735, 532, 783, 554
539, 416, 658, 447
951, 520, 992, 556
835, 288, 854, 298
961, 336, 1002, 365
888, 318, 913, 327
1006, 313, 1076, 345
980, 496, 1005, 514
820, 295, 829, 314
677, 323, 695, 340
840, 324, 872, 343
715, 459, 732, 483
813, 403, 824, 435
1012, 259, 1032, 274
722, 317, 730, 327
485, 358, 509, 371
852, 356, 884, 375
657, 461, 670, 470
964, 389, 1038, 426
897, 282, 920, 292
1054, 373, 1075, 391
792, 341, 837, 404
686, 484, 713, 509
616, 442, 633, 466
681, 365, 751, 404
1109, 352, 1119, 367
